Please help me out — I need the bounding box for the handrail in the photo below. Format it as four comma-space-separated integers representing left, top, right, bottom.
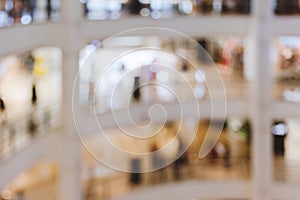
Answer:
0, 104, 61, 160
84, 157, 250, 200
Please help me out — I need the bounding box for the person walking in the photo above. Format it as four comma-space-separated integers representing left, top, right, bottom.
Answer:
31, 83, 37, 106
132, 76, 141, 102
0, 96, 6, 125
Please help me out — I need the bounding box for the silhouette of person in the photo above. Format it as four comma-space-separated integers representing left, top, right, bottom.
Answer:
27, 114, 37, 138
0, 96, 5, 111
0, 96, 6, 125
132, 76, 141, 102
126, 0, 144, 15
31, 83, 37, 106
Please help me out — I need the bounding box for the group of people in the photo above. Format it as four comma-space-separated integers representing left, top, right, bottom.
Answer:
129, 121, 189, 185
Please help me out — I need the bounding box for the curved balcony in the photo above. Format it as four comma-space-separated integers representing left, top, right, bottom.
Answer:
0, 104, 61, 160
84, 158, 250, 200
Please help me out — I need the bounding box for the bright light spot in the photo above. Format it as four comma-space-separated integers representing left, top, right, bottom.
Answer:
151, 0, 163, 10
272, 123, 288, 136
230, 119, 243, 131
213, 0, 222, 12
0, 11, 8, 27
21, 14, 32, 25
195, 69, 206, 83
121, 51, 154, 70
151, 10, 162, 19
179, 0, 193, 14
5, 0, 13, 11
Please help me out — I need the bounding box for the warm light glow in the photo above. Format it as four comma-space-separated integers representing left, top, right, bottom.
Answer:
1, 189, 12, 200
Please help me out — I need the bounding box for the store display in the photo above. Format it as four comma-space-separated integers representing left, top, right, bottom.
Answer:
221, 0, 250, 14
195, 0, 213, 14
275, 0, 300, 15
80, 0, 300, 19
276, 37, 300, 82
82, 0, 252, 20
0, 0, 60, 27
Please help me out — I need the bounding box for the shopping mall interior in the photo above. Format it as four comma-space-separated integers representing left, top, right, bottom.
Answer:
0, 0, 300, 200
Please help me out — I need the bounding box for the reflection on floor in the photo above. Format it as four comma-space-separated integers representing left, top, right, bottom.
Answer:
274, 156, 300, 183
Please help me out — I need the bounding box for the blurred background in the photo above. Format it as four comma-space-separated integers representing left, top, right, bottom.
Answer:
0, 0, 300, 200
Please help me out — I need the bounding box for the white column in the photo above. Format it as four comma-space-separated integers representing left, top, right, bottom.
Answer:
246, 1, 274, 200
57, 0, 83, 200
